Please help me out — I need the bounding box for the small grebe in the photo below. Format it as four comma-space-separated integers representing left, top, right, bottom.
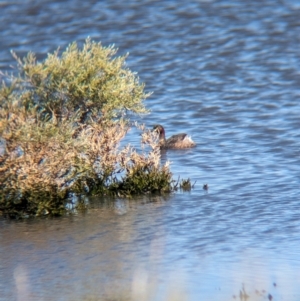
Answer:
153, 124, 196, 149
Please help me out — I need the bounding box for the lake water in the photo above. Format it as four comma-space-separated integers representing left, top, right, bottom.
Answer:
1, 0, 300, 300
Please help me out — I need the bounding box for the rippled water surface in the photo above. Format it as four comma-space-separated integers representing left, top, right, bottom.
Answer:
1, 0, 300, 300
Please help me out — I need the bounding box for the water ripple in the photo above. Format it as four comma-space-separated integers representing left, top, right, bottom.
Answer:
1, 0, 300, 300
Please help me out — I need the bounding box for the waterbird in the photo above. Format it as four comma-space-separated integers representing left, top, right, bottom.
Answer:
153, 124, 196, 149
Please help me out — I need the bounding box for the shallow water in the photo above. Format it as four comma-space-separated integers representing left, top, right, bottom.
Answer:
1, 0, 300, 300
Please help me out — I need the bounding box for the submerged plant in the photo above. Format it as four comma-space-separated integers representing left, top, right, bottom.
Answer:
0, 39, 191, 218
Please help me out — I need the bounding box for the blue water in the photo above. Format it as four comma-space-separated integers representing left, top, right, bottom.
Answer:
1, 0, 300, 300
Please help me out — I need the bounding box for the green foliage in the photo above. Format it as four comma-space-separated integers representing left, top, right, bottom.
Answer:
107, 162, 173, 197
7, 37, 150, 120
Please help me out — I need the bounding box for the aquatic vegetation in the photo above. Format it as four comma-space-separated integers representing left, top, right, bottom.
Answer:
0, 39, 191, 218
178, 178, 194, 191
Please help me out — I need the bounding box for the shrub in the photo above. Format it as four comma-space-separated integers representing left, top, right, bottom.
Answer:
0, 39, 187, 218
